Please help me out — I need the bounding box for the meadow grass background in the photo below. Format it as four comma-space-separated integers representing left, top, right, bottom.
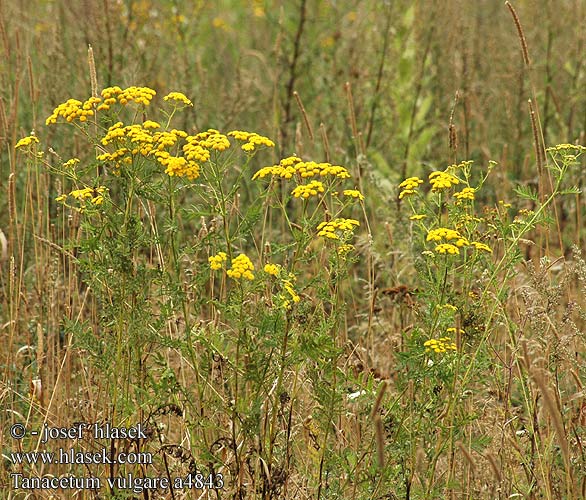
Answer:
2, 1, 586, 499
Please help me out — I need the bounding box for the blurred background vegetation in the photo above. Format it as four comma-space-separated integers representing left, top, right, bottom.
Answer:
3, 0, 585, 174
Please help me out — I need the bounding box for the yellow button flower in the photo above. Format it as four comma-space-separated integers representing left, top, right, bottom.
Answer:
227, 254, 255, 280
291, 180, 325, 199
163, 91, 193, 107
15, 135, 40, 149
434, 243, 459, 255
264, 263, 280, 276
208, 252, 228, 270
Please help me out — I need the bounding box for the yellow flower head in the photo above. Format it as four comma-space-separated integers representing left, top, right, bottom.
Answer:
291, 180, 325, 199
46, 96, 100, 125
317, 218, 360, 240
142, 120, 161, 129
252, 157, 350, 181
160, 155, 200, 181
264, 263, 280, 276
228, 130, 275, 152
63, 158, 80, 169
337, 244, 355, 257
453, 187, 475, 201
399, 177, 424, 190
59, 186, 107, 207
116, 86, 156, 106
283, 279, 300, 303
209, 251, 228, 271
163, 92, 193, 107
193, 129, 230, 152
15, 135, 40, 149
429, 171, 460, 191
163, 91, 193, 107
227, 254, 255, 280
399, 177, 424, 200
434, 243, 460, 255
446, 327, 464, 335
426, 228, 461, 242
424, 337, 457, 353
470, 241, 492, 253
342, 189, 365, 201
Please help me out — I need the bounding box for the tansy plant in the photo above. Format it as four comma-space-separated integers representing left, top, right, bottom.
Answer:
396, 154, 579, 363
16, 84, 365, 496
398, 160, 496, 355
390, 150, 583, 497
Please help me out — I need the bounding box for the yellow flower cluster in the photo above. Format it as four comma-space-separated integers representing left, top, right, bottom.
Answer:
342, 189, 364, 201
116, 124, 153, 153
398, 176, 423, 199
291, 180, 325, 199
183, 137, 211, 163
227, 254, 255, 280
436, 303, 458, 312
264, 263, 280, 276
103, 85, 156, 108
545, 143, 586, 154
192, 129, 230, 151
253, 156, 301, 179
281, 278, 300, 308
96, 120, 245, 179
426, 228, 469, 246
228, 130, 275, 152
100, 121, 126, 144
434, 243, 460, 255
96, 147, 131, 168
142, 120, 161, 129
98, 121, 203, 177
100, 123, 153, 161
453, 187, 475, 201
46, 86, 279, 184
253, 157, 351, 181
46, 86, 159, 121
263, 264, 301, 309
63, 158, 80, 168
46, 97, 101, 125
337, 244, 355, 256
159, 155, 200, 181
446, 327, 465, 335
429, 171, 460, 191
209, 251, 228, 270
424, 337, 457, 353
427, 228, 469, 256
163, 92, 193, 107
304, 161, 351, 179
426, 227, 492, 255
56, 186, 107, 206
15, 135, 40, 149
470, 241, 492, 253
317, 218, 360, 240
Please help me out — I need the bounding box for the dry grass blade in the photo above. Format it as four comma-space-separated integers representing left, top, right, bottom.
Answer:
457, 441, 476, 475
532, 368, 573, 493
293, 91, 314, 142
88, 44, 98, 97
505, 1, 531, 66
